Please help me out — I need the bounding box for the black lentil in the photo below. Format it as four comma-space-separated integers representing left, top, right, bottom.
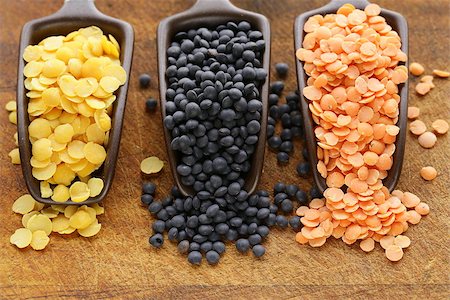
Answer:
142, 21, 299, 266
236, 238, 250, 253
252, 244, 266, 257
146, 98, 158, 111
270, 81, 284, 95
177, 240, 190, 254
310, 186, 323, 199
149, 233, 164, 248
141, 194, 153, 206
139, 73, 151, 88
277, 152, 289, 163
188, 251, 202, 265
205, 250, 220, 265
296, 162, 311, 178
295, 189, 308, 205
289, 216, 302, 231
275, 63, 289, 77
142, 182, 157, 195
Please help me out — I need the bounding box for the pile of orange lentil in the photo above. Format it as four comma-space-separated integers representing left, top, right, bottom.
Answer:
295, 3, 430, 261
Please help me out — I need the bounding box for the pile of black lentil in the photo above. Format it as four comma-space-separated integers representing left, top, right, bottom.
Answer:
142, 21, 286, 265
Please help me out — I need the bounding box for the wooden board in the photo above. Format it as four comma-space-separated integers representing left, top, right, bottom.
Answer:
0, 0, 449, 298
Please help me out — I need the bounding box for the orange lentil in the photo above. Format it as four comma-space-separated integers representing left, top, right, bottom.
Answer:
394, 235, 411, 248
310, 198, 325, 209
409, 120, 427, 135
431, 119, 449, 134
360, 238, 375, 252
432, 69, 450, 78
385, 244, 403, 262
409, 62, 424, 76
407, 210, 422, 225
420, 75, 435, 88
418, 131, 437, 148
379, 235, 395, 249
296, 206, 309, 216
295, 3, 427, 262
415, 203, 430, 216
420, 166, 437, 181
407, 106, 420, 119
295, 232, 309, 244
402, 192, 421, 208
415, 82, 431, 95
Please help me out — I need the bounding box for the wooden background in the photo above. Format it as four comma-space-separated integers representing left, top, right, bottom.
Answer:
0, 0, 449, 299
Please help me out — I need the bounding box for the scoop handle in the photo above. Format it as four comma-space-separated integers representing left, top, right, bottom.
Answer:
328, 0, 370, 8
189, 0, 237, 12
52, 0, 102, 17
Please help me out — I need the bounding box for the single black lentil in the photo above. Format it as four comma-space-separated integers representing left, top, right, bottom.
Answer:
296, 162, 311, 178
142, 182, 157, 195
252, 244, 266, 257
275, 63, 289, 77
139, 73, 151, 88
146, 98, 158, 111
310, 185, 323, 199
141, 194, 153, 206
149, 233, 164, 248
289, 216, 302, 231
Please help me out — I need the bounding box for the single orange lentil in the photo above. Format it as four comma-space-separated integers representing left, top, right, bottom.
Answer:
385, 244, 404, 262
309, 237, 327, 247
432, 69, 450, 78
418, 131, 437, 148
379, 235, 395, 249
415, 82, 431, 95
296, 206, 309, 216
360, 238, 375, 252
304, 209, 321, 220
415, 203, 430, 216
295, 232, 309, 244
407, 210, 422, 225
303, 86, 322, 101
407, 106, 420, 119
394, 235, 411, 249
431, 119, 449, 134
402, 192, 421, 208
409, 62, 424, 76
310, 198, 325, 209
409, 120, 427, 135
364, 3, 381, 16
420, 166, 437, 181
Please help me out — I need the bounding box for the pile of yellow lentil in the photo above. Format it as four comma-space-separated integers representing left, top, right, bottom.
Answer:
22, 26, 126, 203
5, 100, 105, 250
295, 3, 430, 261
10, 194, 104, 250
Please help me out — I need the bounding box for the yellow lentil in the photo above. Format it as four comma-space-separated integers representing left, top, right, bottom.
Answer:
22, 26, 127, 203
140, 156, 164, 174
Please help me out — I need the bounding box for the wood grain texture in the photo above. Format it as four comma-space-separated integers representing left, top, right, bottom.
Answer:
0, 0, 449, 299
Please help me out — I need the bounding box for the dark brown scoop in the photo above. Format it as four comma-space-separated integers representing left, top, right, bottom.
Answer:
17, 0, 134, 205
157, 0, 271, 196
294, 0, 408, 193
